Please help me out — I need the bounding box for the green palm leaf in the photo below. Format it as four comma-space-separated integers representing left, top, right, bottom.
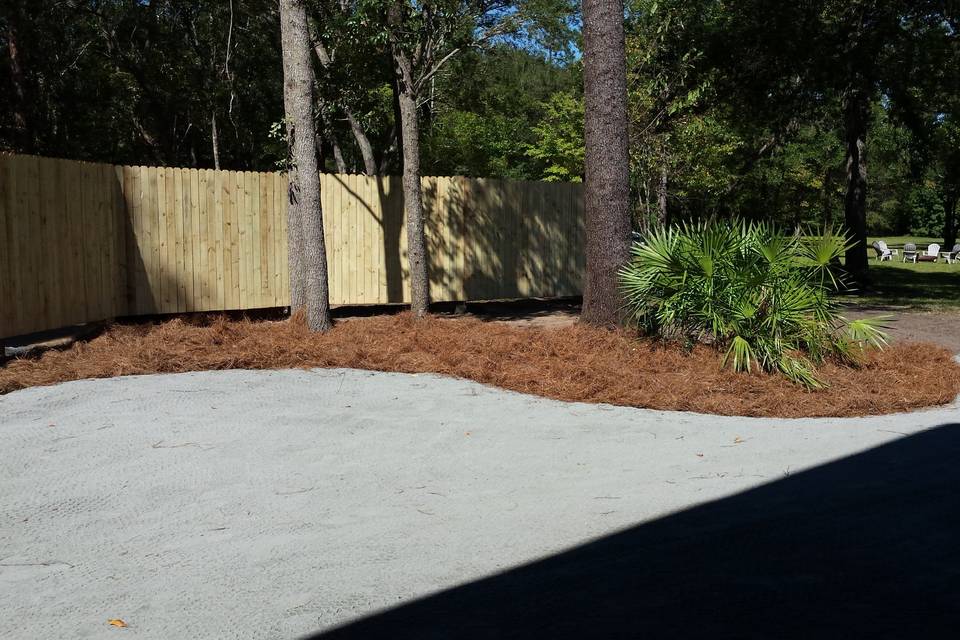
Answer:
620, 218, 890, 388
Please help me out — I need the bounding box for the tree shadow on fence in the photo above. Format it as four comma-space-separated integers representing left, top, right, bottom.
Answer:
424, 177, 584, 303
327, 173, 405, 303
423, 177, 472, 300
327, 174, 584, 306
110, 170, 160, 317
307, 422, 960, 639
378, 176, 405, 303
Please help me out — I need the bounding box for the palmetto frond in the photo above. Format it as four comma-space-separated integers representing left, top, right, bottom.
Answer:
620, 219, 888, 389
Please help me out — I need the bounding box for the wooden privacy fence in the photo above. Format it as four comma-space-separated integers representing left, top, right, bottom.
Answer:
0, 154, 585, 339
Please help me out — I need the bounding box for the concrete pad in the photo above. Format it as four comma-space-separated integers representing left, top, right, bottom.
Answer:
1, 368, 958, 639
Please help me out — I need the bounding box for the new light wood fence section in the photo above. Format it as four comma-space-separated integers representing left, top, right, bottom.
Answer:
0, 154, 584, 339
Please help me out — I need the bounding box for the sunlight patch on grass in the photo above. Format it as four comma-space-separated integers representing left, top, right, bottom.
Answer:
847, 237, 960, 309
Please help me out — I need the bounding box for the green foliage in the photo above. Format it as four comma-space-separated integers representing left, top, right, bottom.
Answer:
524, 90, 585, 181
422, 47, 580, 179
867, 105, 955, 236
5, 0, 959, 253
626, 0, 716, 223
620, 0, 959, 245
423, 110, 527, 178
903, 184, 946, 237
1, 0, 283, 169
1, 0, 580, 177
619, 221, 889, 388
665, 113, 743, 204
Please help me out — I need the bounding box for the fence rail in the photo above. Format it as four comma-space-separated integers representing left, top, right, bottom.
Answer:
0, 154, 584, 339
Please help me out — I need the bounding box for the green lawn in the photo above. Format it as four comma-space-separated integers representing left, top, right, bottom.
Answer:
868, 235, 943, 248
844, 236, 960, 309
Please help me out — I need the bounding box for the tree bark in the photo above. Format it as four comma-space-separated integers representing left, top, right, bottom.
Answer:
657, 165, 668, 226
316, 107, 347, 173
389, 4, 430, 317
843, 87, 870, 281
331, 134, 348, 173
6, 17, 28, 149
311, 38, 378, 175
211, 111, 221, 170
285, 163, 308, 311
944, 194, 958, 252
581, 0, 632, 327
280, 0, 332, 331
345, 111, 378, 175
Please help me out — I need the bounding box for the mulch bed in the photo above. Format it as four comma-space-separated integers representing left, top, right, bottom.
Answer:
2, 312, 958, 418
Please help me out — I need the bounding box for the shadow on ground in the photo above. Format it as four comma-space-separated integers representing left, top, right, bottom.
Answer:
858, 262, 960, 308
307, 423, 960, 639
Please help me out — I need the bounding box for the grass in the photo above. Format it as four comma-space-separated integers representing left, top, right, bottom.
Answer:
842, 236, 960, 309
868, 235, 943, 248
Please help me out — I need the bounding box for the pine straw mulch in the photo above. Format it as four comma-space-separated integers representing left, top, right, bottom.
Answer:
2, 312, 959, 418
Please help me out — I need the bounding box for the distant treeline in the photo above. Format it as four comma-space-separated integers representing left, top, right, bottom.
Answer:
1, 0, 957, 244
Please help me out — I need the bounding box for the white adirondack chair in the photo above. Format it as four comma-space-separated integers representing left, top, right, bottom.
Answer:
872, 240, 895, 261
917, 243, 941, 263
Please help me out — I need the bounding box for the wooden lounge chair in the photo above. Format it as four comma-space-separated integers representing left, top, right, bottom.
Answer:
917, 243, 941, 262
902, 243, 918, 263
872, 240, 896, 261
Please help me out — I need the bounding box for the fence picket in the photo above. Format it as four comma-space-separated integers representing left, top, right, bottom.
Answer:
0, 154, 584, 338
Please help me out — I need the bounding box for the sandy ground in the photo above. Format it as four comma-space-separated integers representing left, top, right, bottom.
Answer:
478, 302, 960, 354
848, 307, 960, 354
3, 367, 959, 639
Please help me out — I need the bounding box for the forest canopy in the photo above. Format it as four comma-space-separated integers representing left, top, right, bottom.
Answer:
1, 0, 957, 241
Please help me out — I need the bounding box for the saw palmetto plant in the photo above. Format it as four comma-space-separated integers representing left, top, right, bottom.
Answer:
619, 220, 889, 388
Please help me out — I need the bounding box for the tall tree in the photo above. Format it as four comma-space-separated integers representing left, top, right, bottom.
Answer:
884, 8, 960, 250
308, 0, 388, 175
936, 123, 960, 250
386, 1, 431, 316
624, 0, 715, 230
3, 1, 28, 148
581, 0, 631, 326
280, 0, 333, 330
708, 0, 958, 280
379, 0, 577, 316
0, 0, 283, 169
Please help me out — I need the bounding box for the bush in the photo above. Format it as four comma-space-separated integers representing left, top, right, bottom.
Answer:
619, 220, 888, 388
905, 184, 946, 238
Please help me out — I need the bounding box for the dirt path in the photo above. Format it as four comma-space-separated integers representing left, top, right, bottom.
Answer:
844, 307, 960, 354
468, 300, 960, 354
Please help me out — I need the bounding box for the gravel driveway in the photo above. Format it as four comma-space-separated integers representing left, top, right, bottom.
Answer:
2, 368, 959, 639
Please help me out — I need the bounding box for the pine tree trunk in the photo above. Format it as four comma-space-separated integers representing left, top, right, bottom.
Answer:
581, 0, 632, 327
944, 194, 958, 251
657, 165, 668, 226
843, 87, 870, 281
389, 5, 430, 317
6, 13, 29, 149
286, 162, 307, 312
280, 0, 332, 331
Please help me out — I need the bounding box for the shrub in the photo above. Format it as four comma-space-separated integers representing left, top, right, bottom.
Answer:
619, 220, 888, 388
